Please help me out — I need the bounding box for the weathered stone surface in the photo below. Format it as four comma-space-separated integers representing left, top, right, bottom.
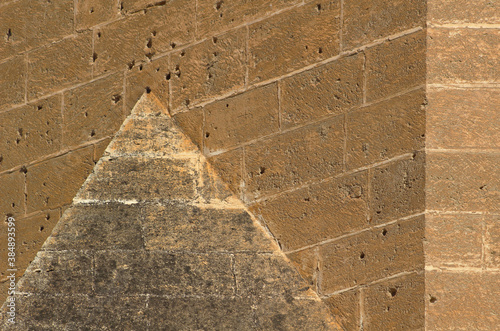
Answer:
94, 251, 234, 296
428, 0, 500, 24
170, 27, 246, 111
207, 148, 244, 197
142, 204, 274, 252
324, 289, 360, 330
44, 203, 144, 250
346, 89, 425, 170
0, 55, 25, 112
281, 53, 364, 129
364, 273, 424, 330
234, 253, 306, 297
244, 115, 344, 199
286, 247, 318, 287
173, 107, 204, 148
250, 171, 369, 251
0, 1, 28, 60
343, 0, 425, 49
26, 146, 95, 213
77, 157, 197, 201
427, 87, 500, 149
75, 0, 121, 30
94, 2, 194, 75
204, 84, 279, 153
427, 152, 500, 212
248, 0, 341, 83
427, 28, 500, 84
366, 30, 425, 101
0, 95, 62, 171
28, 32, 92, 100
485, 215, 500, 268
17, 251, 93, 294
196, 0, 299, 38
370, 153, 425, 224
0, 170, 24, 218
63, 72, 125, 148
425, 213, 483, 268
320, 215, 424, 293
426, 271, 500, 330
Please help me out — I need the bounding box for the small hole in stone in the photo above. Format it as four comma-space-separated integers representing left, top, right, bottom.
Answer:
112, 94, 122, 104
429, 296, 437, 303
146, 38, 153, 48
90, 129, 96, 137
145, 86, 152, 94
388, 288, 397, 297
155, 67, 160, 72
215, 0, 223, 10
128, 60, 135, 70
316, 4, 322, 11
6, 28, 12, 41
0, 156, 3, 164
37, 105, 43, 110
180, 50, 185, 57
11, 203, 15, 207
93, 52, 98, 62
304, 197, 310, 202
45, 214, 50, 221
258, 167, 266, 175
18, 128, 23, 136
90, 7, 94, 13
318, 47, 323, 54
212, 36, 218, 44
165, 72, 171, 80
205, 132, 210, 138
39, 226, 44, 232
139, 64, 143, 71
151, 30, 157, 36
170, 42, 176, 49
382, 229, 388, 236
120, 2, 124, 10
208, 73, 213, 79
185, 98, 190, 106
359, 252, 365, 259
226, 104, 229, 108
84, 112, 88, 117
15, 138, 20, 144
97, 32, 101, 38
213, 51, 218, 57
20, 166, 28, 174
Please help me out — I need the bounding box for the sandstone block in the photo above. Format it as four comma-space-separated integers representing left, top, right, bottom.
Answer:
280, 53, 363, 129
320, 215, 424, 293
0, 1, 28, 59
0, 170, 25, 218
343, 0, 425, 49
63, 72, 125, 148
26, 146, 94, 213
204, 84, 279, 153
324, 289, 360, 330
249, 171, 369, 251
0, 95, 62, 171
76, 0, 121, 30
428, 0, 500, 24
244, 115, 344, 199
365, 31, 425, 102
28, 32, 92, 100
170, 28, 246, 111
286, 247, 318, 287
346, 89, 425, 170
0, 55, 25, 111
248, 0, 340, 83
485, 215, 500, 268
173, 107, 204, 148
207, 148, 244, 197
427, 28, 500, 84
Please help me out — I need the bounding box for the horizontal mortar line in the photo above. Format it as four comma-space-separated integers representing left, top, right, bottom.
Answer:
426, 148, 500, 154
426, 210, 500, 216
104, 151, 201, 159
427, 83, 500, 89
428, 23, 500, 29
248, 152, 420, 205
7, 206, 61, 222
0, 69, 122, 115
320, 270, 423, 297
425, 266, 500, 273
72, 198, 246, 210
0, 136, 111, 176
361, 85, 425, 108
284, 212, 426, 255
39, 248, 275, 255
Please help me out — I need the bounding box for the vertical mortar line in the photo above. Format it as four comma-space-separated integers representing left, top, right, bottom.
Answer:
73, 0, 77, 33
244, 25, 250, 90
194, 0, 198, 40
61, 92, 65, 153
230, 253, 237, 296
241, 146, 247, 202
168, 55, 173, 114
481, 215, 486, 270
342, 113, 347, 173
339, 0, 344, 53
23, 163, 28, 216
24, 52, 28, 104
277, 81, 282, 132
362, 51, 367, 105
91, 28, 95, 79
359, 287, 365, 330
122, 70, 127, 118
366, 167, 372, 224
314, 246, 321, 294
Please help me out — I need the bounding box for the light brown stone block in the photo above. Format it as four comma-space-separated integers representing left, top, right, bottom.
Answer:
428, 0, 500, 24
26, 146, 95, 213
204, 84, 279, 153
346, 89, 425, 170
170, 28, 246, 111
174, 107, 204, 149
324, 289, 360, 331
343, 0, 425, 49
0, 95, 62, 171
485, 215, 500, 268
207, 148, 244, 197
286, 247, 318, 287
249, 171, 369, 251
280, 53, 364, 129
0, 0, 28, 59
427, 28, 500, 84
427, 88, 500, 149
248, 0, 341, 84
244, 115, 344, 200
27, 32, 92, 100
0, 170, 25, 218
366, 30, 425, 102
0, 55, 26, 111
75, 0, 121, 30
63, 72, 125, 148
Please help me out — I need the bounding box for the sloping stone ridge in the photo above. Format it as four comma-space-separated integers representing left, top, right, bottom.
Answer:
1, 94, 340, 330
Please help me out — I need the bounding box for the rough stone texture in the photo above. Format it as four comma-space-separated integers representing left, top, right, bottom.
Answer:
346, 89, 425, 170
342, 0, 425, 49
173, 107, 204, 148
280, 53, 364, 129
196, 0, 299, 38
244, 115, 344, 200
427, 88, 500, 149
207, 148, 244, 197
63, 72, 125, 148
428, 0, 500, 24
248, 0, 341, 84
427, 28, 500, 84
365, 30, 426, 101
427, 152, 500, 213
94, 2, 194, 75
0, 170, 25, 218
26, 146, 95, 213
320, 215, 424, 293
249, 171, 369, 251
426, 271, 500, 330
363, 272, 425, 330
0, 55, 25, 112
75, 0, 121, 30
324, 289, 360, 330
204, 84, 280, 153
0, 95, 62, 171
1, 95, 340, 330
27, 32, 92, 100
170, 27, 246, 111
485, 215, 500, 269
